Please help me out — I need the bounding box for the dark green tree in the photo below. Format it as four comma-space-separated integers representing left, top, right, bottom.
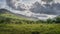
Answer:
55, 16, 60, 23
46, 18, 53, 23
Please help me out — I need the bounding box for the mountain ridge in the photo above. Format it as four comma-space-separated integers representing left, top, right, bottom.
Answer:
0, 9, 38, 20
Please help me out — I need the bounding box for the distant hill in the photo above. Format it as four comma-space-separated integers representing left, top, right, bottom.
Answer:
0, 9, 11, 13
0, 9, 27, 20
0, 9, 38, 24
0, 9, 38, 21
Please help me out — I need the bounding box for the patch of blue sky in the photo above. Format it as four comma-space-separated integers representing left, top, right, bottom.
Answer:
0, 0, 5, 3
0, 0, 6, 8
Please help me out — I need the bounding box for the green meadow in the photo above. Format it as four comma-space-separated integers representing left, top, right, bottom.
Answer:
0, 9, 60, 34
0, 24, 60, 34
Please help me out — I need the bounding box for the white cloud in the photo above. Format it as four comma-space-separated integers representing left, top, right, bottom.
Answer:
0, 0, 60, 20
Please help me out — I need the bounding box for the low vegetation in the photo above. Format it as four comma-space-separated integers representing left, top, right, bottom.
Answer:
0, 24, 60, 34
0, 14, 60, 24
0, 9, 60, 34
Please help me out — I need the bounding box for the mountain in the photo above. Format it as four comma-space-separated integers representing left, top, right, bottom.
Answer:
0, 9, 27, 20
0, 9, 22, 19
0, 9, 38, 20
0, 9, 10, 13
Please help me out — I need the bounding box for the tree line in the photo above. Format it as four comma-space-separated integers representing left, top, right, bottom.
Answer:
0, 16, 60, 24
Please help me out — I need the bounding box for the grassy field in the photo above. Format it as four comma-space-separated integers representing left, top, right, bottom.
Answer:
0, 9, 60, 34
0, 24, 60, 34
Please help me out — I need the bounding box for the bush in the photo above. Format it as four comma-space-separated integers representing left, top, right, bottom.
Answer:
54, 16, 60, 23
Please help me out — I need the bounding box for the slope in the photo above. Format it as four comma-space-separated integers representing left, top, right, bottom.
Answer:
0, 9, 37, 24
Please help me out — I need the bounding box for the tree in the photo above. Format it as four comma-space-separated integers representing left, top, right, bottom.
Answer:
46, 18, 53, 23
55, 16, 60, 23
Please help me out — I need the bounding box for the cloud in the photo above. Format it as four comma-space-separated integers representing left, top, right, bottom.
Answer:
0, 0, 60, 19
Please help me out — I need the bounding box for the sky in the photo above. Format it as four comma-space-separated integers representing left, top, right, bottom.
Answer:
0, 0, 60, 5
0, 0, 4, 2
0, 0, 6, 8
0, 0, 60, 19
0, 0, 5, 4
0, 0, 37, 8
0, 0, 60, 11
0, 0, 60, 7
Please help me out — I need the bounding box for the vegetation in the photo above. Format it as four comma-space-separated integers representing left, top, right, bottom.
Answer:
0, 9, 60, 34
0, 12, 60, 24
0, 24, 60, 34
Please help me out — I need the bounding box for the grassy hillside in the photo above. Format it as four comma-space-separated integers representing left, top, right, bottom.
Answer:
0, 9, 36, 24
0, 9, 28, 20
